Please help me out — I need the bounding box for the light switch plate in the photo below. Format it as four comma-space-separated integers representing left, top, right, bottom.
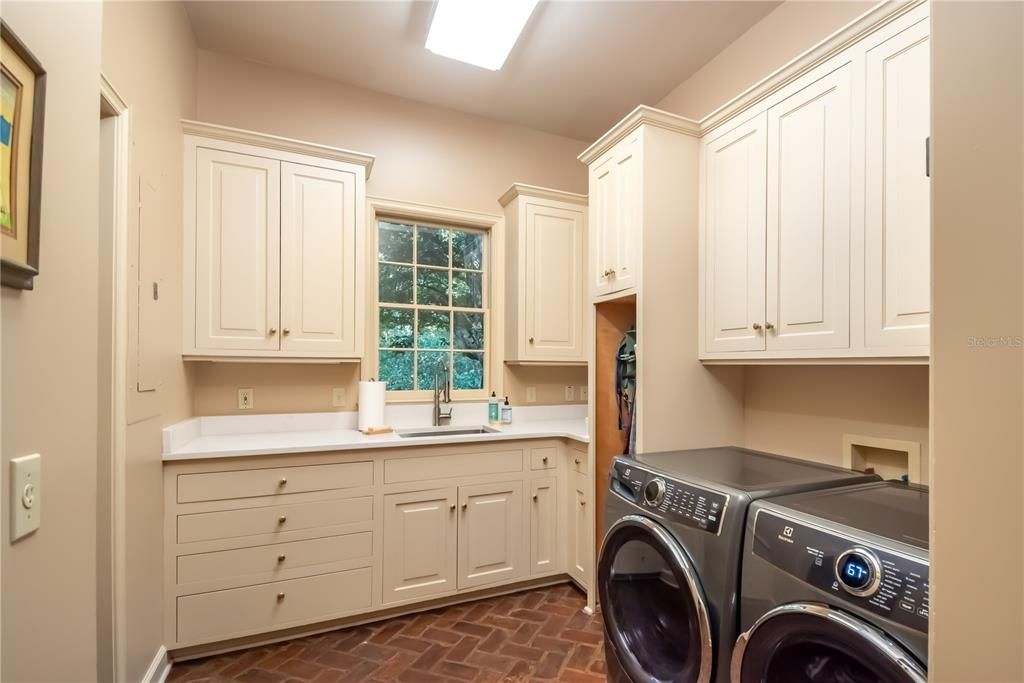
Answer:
11, 453, 41, 542
526, 387, 537, 403
332, 387, 346, 408
238, 388, 254, 410
564, 385, 576, 401
580, 386, 589, 402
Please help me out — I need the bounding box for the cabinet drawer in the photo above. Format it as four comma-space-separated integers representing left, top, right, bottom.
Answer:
177, 532, 373, 587
177, 567, 372, 645
177, 496, 372, 544
177, 461, 373, 503
384, 449, 523, 484
530, 447, 557, 471
569, 450, 588, 475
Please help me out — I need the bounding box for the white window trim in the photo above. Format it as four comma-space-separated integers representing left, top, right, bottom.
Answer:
366, 196, 505, 403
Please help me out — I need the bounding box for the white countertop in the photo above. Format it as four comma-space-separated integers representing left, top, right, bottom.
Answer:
162, 404, 588, 461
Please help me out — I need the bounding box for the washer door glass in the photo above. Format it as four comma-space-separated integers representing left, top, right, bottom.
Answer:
598, 515, 711, 683
733, 603, 926, 683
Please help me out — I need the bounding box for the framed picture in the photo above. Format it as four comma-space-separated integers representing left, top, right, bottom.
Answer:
1, 19, 46, 290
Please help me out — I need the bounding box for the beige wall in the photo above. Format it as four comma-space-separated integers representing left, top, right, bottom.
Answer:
657, 0, 874, 119
929, 2, 1024, 680
0, 3, 103, 681
191, 50, 589, 413
744, 366, 930, 479
100, 2, 197, 680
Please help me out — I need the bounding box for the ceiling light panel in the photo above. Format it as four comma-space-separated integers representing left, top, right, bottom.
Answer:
426, 0, 540, 71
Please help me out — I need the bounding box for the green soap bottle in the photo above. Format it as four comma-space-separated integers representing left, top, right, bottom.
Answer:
488, 392, 500, 424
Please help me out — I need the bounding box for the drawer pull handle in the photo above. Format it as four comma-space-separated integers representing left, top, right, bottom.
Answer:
277, 554, 286, 563
278, 516, 287, 525
278, 477, 287, 487
277, 592, 286, 602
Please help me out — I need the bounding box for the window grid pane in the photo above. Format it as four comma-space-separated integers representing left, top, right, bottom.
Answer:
378, 220, 487, 392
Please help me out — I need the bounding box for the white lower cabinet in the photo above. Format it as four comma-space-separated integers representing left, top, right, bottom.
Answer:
458, 481, 525, 590
382, 487, 458, 604
165, 439, 588, 651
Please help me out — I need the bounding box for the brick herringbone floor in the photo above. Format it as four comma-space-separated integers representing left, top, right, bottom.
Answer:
168, 584, 606, 683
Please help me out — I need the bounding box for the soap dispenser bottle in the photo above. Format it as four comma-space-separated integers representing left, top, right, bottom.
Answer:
501, 396, 512, 424
488, 392, 500, 424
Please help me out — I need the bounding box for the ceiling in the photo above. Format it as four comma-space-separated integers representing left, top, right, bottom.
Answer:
185, 1, 779, 141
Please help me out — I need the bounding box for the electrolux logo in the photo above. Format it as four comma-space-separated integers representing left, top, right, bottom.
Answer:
777, 525, 795, 544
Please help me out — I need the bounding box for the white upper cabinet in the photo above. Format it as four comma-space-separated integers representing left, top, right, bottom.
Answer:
864, 19, 931, 351
280, 162, 361, 356
183, 122, 373, 360
701, 113, 767, 353
698, 3, 930, 362
501, 184, 588, 364
194, 148, 281, 352
765, 64, 852, 352
589, 132, 642, 299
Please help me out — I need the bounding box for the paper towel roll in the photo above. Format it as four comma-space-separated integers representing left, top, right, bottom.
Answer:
358, 380, 386, 431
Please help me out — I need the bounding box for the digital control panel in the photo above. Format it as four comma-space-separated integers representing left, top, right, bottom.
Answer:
611, 460, 729, 535
753, 510, 929, 634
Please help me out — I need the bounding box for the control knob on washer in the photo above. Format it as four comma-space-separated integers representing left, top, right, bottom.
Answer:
643, 478, 666, 506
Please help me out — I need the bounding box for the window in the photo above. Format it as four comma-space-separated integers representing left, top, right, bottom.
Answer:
376, 219, 487, 395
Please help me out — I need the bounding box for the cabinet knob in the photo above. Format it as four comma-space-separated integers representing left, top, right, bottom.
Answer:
278, 515, 287, 525
574, 458, 581, 465
602, 268, 616, 277
751, 322, 762, 331
533, 494, 539, 501
277, 554, 286, 563
277, 592, 286, 602
542, 456, 548, 463
283, 328, 291, 336
461, 503, 468, 510
528, 337, 535, 344
580, 500, 587, 507
269, 327, 277, 335
278, 477, 287, 487
765, 322, 775, 331
450, 503, 456, 511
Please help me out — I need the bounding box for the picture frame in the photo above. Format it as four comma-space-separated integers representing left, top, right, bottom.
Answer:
1, 19, 46, 290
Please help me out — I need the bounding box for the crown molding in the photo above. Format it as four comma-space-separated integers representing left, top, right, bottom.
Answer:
578, 105, 701, 165
181, 120, 376, 177
498, 183, 588, 208
697, 0, 927, 136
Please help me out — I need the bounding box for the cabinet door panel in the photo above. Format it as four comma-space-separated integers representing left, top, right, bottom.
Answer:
524, 202, 585, 360
766, 65, 852, 351
529, 478, 558, 574
194, 148, 280, 351
590, 153, 618, 298
609, 135, 641, 295
865, 21, 930, 350
383, 488, 457, 604
703, 113, 768, 352
458, 481, 524, 590
280, 162, 358, 355
568, 471, 590, 587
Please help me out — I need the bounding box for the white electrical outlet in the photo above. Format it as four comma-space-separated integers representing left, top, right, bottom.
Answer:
332, 387, 347, 407
238, 388, 254, 410
564, 385, 576, 401
580, 386, 589, 402
526, 386, 537, 403
11, 453, 41, 542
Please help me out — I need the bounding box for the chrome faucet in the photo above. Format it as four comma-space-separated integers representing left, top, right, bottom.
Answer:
432, 358, 453, 426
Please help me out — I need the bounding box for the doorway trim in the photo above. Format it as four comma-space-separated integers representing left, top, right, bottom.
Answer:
100, 73, 130, 683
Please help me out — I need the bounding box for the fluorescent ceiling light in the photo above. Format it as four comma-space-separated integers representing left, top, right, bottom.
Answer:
426, 0, 540, 71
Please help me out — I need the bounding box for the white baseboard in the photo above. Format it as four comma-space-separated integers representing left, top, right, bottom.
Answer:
141, 646, 171, 683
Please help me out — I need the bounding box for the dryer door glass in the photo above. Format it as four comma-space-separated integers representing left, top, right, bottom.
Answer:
733, 604, 926, 683
598, 515, 712, 683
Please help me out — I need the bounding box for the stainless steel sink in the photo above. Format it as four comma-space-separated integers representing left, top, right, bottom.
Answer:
396, 425, 500, 438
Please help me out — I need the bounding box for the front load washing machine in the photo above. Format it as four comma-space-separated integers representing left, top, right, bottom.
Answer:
598, 447, 879, 683
732, 480, 929, 683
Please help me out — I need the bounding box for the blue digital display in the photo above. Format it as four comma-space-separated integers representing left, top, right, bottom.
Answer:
840, 554, 873, 590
